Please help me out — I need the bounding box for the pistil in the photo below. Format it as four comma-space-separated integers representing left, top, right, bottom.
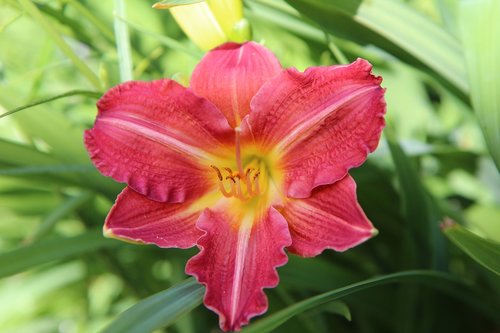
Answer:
234, 127, 244, 177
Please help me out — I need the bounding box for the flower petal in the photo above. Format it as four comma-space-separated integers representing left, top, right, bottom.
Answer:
186, 203, 291, 331
244, 59, 386, 198
280, 174, 376, 257
84, 79, 234, 203
190, 42, 282, 128
104, 187, 205, 248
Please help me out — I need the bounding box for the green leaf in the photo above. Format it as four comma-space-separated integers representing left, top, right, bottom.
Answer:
0, 139, 63, 167
118, 15, 203, 59
322, 301, 351, 321
28, 191, 94, 241
0, 230, 116, 278
18, 0, 103, 90
241, 270, 475, 333
285, 0, 468, 97
113, 0, 133, 82
460, 0, 500, 171
62, 0, 115, 42
0, 139, 121, 199
101, 278, 204, 333
443, 222, 500, 275
0, 90, 101, 119
152, 0, 205, 9
386, 132, 436, 268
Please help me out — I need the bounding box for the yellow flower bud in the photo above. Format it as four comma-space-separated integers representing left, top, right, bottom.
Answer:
153, 0, 249, 51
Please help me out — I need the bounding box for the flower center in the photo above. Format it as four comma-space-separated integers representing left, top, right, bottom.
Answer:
210, 165, 262, 201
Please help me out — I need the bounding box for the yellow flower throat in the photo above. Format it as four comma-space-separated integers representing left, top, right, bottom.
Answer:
209, 127, 273, 202
210, 164, 262, 201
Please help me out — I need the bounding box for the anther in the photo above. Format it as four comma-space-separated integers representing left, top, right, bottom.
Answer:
252, 170, 261, 195
223, 167, 234, 176
210, 165, 223, 181
210, 165, 262, 201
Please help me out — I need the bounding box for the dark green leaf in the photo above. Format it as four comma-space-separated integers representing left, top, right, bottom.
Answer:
241, 270, 482, 333
443, 222, 500, 275
386, 132, 436, 268
101, 278, 204, 333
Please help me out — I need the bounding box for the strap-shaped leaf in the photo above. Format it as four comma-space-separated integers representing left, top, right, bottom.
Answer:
443, 222, 500, 276
285, 0, 468, 97
241, 270, 487, 333
101, 278, 204, 333
460, 0, 500, 171
0, 230, 116, 278
152, 0, 204, 9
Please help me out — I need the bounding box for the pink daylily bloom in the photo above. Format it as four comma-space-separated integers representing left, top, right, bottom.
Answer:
84, 42, 386, 331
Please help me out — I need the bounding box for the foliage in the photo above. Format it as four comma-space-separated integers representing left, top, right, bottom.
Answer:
0, 0, 499, 332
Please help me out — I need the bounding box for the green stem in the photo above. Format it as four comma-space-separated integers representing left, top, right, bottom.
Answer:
113, 0, 133, 82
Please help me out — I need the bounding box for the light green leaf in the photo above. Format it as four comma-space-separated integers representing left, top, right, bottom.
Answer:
460, 0, 500, 171
113, 0, 133, 82
18, 0, 102, 90
0, 139, 121, 199
153, 0, 205, 9
28, 191, 94, 241
62, 0, 115, 42
101, 278, 204, 333
285, 0, 468, 97
241, 270, 472, 333
0, 90, 101, 119
117, 15, 203, 59
0, 230, 116, 278
443, 222, 500, 275
0, 139, 63, 167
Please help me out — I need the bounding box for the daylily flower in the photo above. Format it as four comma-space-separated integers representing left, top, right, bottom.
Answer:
84, 42, 386, 331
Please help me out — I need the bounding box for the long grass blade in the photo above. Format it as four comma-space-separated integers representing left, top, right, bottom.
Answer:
460, 0, 500, 171
28, 191, 94, 242
241, 270, 496, 333
63, 0, 115, 42
101, 278, 204, 333
0, 230, 116, 278
0, 90, 101, 119
118, 15, 203, 59
443, 222, 500, 275
18, 0, 103, 90
284, 0, 468, 97
113, 0, 133, 82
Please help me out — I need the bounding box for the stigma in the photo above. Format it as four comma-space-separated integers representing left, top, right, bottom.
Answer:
210, 165, 261, 201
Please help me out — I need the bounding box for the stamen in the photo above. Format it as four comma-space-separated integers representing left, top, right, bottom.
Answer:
234, 175, 249, 201
210, 165, 223, 181
211, 165, 234, 197
245, 169, 255, 196
219, 182, 234, 198
210, 165, 262, 201
224, 167, 234, 177
253, 170, 261, 195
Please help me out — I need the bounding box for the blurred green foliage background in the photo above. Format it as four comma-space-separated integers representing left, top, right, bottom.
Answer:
0, 0, 499, 332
